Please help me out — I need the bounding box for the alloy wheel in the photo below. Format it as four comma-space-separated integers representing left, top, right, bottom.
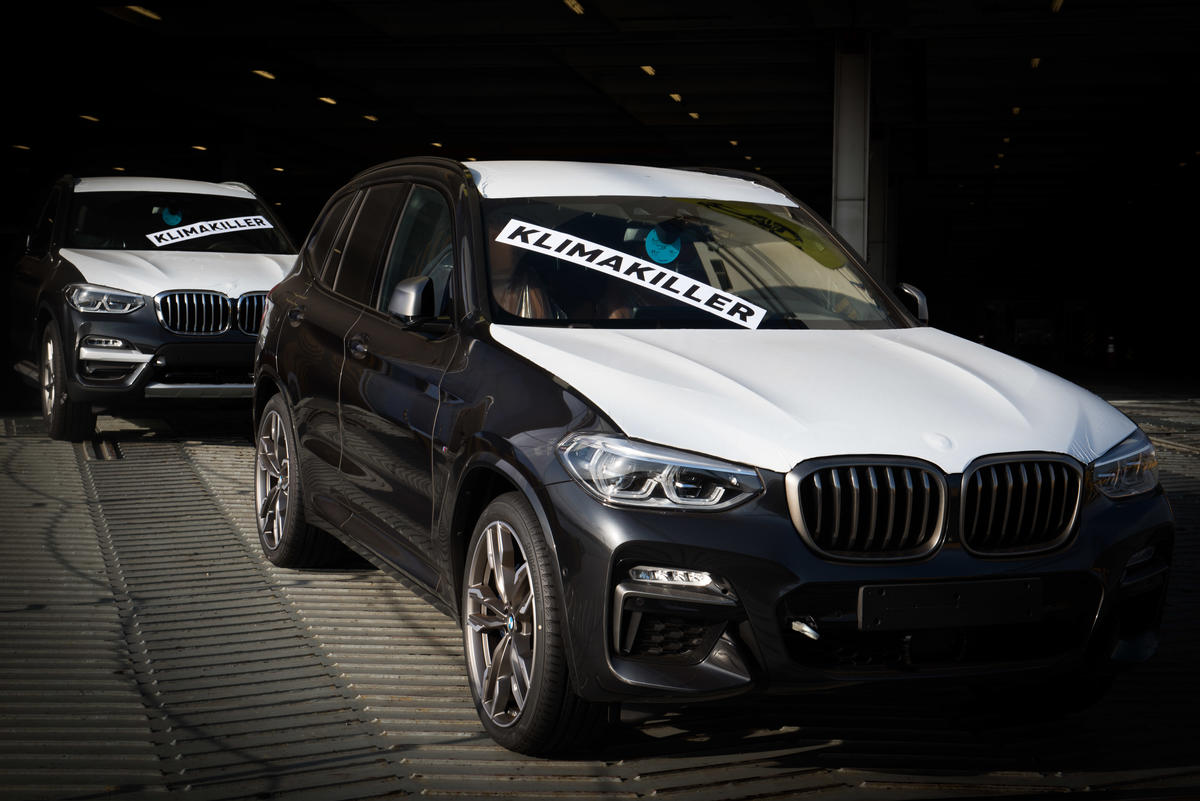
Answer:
255, 408, 290, 549
464, 519, 537, 727
41, 331, 55, 418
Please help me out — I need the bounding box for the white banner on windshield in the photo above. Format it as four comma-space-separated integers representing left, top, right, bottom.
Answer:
495, 218, 766, 328
146, 215, 273, 247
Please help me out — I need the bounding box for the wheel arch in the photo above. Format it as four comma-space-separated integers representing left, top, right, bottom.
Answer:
447, 452, 589, 697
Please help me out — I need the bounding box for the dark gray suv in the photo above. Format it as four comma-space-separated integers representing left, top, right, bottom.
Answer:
252, 157, 1173, 754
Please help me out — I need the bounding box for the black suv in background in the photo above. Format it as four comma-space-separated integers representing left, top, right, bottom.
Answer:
9, 175, 295, 439
253, 157, 1172, 755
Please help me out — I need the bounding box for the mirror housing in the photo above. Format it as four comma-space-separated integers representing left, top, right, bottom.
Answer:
387, 275, 434, 325
899, 282, 929, 326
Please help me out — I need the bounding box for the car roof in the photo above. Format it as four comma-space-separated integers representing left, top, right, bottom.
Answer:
466, 160, 797, 207
73, 176, 257, 198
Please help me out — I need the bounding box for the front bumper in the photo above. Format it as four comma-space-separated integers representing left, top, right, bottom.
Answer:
543, 474, 1174, 703
63, 305, 257, 403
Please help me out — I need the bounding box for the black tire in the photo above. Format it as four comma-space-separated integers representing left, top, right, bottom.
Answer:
461, 492, 609, 755
254, 393, 344, 567
40, 322, 95, 441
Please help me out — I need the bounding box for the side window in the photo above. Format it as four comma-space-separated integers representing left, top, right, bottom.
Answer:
331, 184, 409, 305
377, 186, 454, 318
304, 191, 358, 284
27, 188, 62, 257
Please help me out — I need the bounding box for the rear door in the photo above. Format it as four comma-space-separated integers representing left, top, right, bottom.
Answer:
275, 190, 362, 528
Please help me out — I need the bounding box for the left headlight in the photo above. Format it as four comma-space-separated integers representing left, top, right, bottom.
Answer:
558, 433, 763, 510
1090, 428, 1159, 499
65, 284, 145, 314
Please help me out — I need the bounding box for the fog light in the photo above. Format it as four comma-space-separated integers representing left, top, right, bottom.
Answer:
630, 566, 713, 588
83, 336, 125, 348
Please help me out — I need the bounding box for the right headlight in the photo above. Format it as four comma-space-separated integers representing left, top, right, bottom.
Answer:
65, 284, 145, 314
558, 433, 763, 510
1089, 428, 1159, 499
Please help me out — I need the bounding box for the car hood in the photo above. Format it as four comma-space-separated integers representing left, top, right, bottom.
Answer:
489, 324, 1134, 475
59, 248, 296, 298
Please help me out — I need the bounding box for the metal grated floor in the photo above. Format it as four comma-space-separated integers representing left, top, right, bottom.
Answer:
2, 402, 1199, 800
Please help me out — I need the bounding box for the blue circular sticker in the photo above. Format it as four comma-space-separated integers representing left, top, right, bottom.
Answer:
161, 208, 183, 226
645, 228, 681, 264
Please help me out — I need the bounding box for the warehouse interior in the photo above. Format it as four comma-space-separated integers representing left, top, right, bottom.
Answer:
4, 0, 1197, 378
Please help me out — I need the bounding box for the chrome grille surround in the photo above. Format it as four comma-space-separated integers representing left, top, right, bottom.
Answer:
236, 292, 268, 335
155, 291, 233, 335
959, 454, 1083, 556
785, 458, 948, 561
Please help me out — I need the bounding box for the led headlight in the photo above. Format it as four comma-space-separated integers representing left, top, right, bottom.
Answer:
65, 284, 145, 313
1090, 428, 1159, 499
558, 433, 763, 510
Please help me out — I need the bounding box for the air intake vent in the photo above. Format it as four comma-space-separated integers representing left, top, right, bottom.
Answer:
156, 291, 233, 335
786, 460, 947, 560
960, 456, 1082, 555
237, 293, 267, 335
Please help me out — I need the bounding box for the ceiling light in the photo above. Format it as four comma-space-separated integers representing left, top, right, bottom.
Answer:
1030, 57, 1041, 69
192, 145, 207, 151
363, 114, 378, 122
1050, 0, 1064, 11
1003, 136, 1011, 143
994, 164, 1001, 169
669, 93, 682, 102
564, 0, 584, 14
80, 115, 100, 122
997, 153, 1005, 158
252, 69, 276, 80
754, 167, 762, 172
688, 112, 699, 119
318, 96, 337, 105
466, 157, 477, 161
274, 202, 283, 206
113, 166, 125, 172
125, 5, 161, 21
13, 144, 31, 151
730, 140, 738, 146
1011, 106, 1021, 115
431, 142, 443, 148
640, 65, 656, 76
273, 167, 284, 172
744, 155, 752, 161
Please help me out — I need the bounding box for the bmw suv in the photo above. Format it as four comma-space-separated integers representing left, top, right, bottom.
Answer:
9, 175, 295, 439
252, 158, 1173, 754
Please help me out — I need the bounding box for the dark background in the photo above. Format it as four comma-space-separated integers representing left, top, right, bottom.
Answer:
5, 1, 1197, 382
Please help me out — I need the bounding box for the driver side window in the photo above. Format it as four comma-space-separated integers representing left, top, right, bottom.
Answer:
377, 186, 454, 319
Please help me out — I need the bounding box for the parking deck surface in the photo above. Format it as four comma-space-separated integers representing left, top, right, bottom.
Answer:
1, 380, 1197, 801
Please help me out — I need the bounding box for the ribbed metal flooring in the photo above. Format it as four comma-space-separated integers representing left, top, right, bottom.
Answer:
2, 402, 1199, 800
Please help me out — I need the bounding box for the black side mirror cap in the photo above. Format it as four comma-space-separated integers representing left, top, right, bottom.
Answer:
899, 282, 929, 326
387, 275, 434, 325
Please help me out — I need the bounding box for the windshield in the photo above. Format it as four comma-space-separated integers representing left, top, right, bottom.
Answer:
65, 191, 294, 253
483, 197, 908, 330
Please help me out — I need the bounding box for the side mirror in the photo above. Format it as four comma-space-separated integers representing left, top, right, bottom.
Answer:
899, 282, 929, 326
387, 275, 434, 325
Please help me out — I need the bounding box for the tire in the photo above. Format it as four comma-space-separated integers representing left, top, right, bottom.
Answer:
461, 492, 609, 755
40, 323, 95, 441
254, 393, 344, 567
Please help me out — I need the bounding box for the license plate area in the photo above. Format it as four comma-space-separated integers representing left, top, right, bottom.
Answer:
858, 578, 1043, 631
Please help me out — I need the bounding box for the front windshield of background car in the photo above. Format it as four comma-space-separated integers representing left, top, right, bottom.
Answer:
65, 191, 294, 253
482, 196, 909, 330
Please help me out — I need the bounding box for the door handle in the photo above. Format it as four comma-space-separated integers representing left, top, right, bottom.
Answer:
348, 335, 369, 359
286, 305, 306, 325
